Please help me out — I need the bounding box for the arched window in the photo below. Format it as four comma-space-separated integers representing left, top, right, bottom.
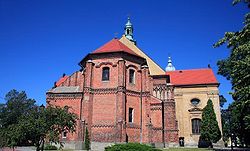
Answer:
191, 98, 200, 106
102, 67, 110, 81
192, 118, 201, 134
126, 29, 129, 35
129, 69, 135, 84
153, 90, 157, 97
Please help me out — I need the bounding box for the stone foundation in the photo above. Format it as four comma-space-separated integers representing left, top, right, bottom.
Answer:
91, 142, 115, 151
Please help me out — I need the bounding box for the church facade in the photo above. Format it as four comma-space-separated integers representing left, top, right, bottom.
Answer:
46, 18, 222, 150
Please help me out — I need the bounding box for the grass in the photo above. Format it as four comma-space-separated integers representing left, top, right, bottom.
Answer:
163, 148, 213, 151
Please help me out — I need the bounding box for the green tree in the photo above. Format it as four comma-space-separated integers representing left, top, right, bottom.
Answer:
214, 0, 250, 146
219, 95, 227, 108
0, 89, 36, 148
200, 99, 221, 147
0, 90, 78, 151
219, 95, 229, 146
84, 128, 90, 150
19, 106, 77, 151
227, 101, 249, 146
221, 109, 230, 146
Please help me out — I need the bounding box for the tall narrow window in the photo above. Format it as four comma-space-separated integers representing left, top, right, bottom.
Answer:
126, 29, 129, 35
102, 67, 110, 81
128, 108, 134, 123
62, 131, 67, 138
129, 69, 135, 84
192, 119, 201, 134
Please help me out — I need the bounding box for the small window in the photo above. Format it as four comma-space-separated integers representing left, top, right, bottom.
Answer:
102, 67, 110, 81
191, 98, 200, 106
128, 108, 134, 123
129, 69, 135, 84
192, 119, 201, 134
62, 131, 67, 138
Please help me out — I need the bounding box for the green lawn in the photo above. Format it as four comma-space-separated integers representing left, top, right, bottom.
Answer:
163, 148, 213, 151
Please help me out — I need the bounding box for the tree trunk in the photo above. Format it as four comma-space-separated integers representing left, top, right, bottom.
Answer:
36, 142, 41, 151
41, 138, 44, 151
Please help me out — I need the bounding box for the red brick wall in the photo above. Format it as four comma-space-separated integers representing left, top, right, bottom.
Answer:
46, 53, 179, 145
92, 94, 116, 125
125, 60, 142, 91
60, 71, 84, 90
92, 58, 119, 88
126, 95, 140, 125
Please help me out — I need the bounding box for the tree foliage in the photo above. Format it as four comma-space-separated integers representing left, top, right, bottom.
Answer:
20, 106, 77, 151
220, 101, 250, 146
0, 89, 36, 148
219, 95, 227, 108
0, 89, 78, 151
214, 0, 250, 146
221, 109, 231, 146
200, 99, 221, 146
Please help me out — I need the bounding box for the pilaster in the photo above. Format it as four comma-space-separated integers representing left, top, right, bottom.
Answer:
83, 60, 94, 139
116, 59, 126, 142
164, 86, 178, 143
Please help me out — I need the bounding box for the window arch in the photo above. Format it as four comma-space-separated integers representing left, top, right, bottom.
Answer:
192, 118, 201, 134
102, 67, 110, 81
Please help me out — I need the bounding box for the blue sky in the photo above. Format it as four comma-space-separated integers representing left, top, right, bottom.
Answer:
0, 0, 248, 108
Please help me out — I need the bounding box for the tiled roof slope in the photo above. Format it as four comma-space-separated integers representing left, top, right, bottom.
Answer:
92, 38, 140, 57
55, 76, 68, 87
119, 35, 165, 75
49, 86, 80, 93
166, 68, 219, 86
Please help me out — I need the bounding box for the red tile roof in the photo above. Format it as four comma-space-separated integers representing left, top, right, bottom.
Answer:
166, 68, 218, 86
56, 75, 68, 87
92, 38, 140, 57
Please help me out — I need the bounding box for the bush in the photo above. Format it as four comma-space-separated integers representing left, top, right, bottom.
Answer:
198, 137, 212, 148
44, 144, 58, 150
105, 143, 161, 151
85, 128, 90, 150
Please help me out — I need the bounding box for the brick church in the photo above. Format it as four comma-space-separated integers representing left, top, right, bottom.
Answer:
46, 18, 222, 150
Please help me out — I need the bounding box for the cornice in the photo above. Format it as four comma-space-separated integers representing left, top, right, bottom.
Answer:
46, 93, 82, 99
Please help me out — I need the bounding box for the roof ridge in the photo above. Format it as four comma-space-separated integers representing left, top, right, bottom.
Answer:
168, 68, 212, 72
119, 36, 165, 75
91, 38, 140, 57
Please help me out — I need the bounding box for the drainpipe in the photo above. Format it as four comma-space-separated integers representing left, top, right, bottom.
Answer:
79, 67, 85, 141
162, 99, 165, 148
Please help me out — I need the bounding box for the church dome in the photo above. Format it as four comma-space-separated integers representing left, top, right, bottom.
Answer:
125, 17, 132, 27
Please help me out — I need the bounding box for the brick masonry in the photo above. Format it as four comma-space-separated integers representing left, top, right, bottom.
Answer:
46, 52, 179, 149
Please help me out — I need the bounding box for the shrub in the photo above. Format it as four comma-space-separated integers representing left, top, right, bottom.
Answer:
85, 128, 90, 150
198, 137, 212, 148
44, 144, 58, 150
105, 143, 161, 151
